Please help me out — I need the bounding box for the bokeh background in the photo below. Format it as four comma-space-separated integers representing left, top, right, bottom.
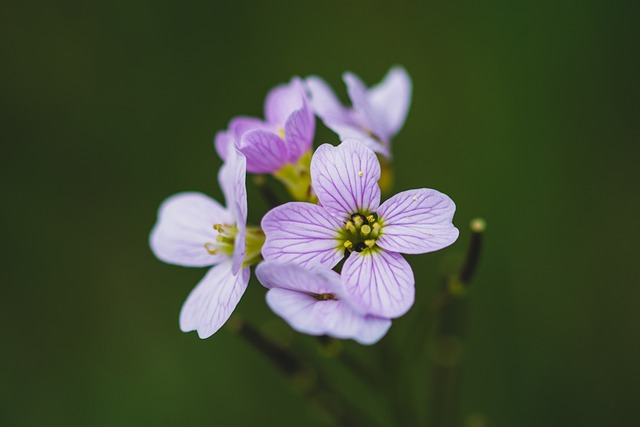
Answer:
2, 1, 638, 426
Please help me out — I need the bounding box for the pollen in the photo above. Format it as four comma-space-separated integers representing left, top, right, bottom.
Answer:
412, 196, 418, 201
277, 127, 285, 139
343, 240, 353, 250
358, 171, 363, 177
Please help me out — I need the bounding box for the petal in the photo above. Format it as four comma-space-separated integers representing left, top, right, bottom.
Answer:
255, 261, 341, 294
264, 78, 304, 125
261, 202, 344, 268
283, 101, 314, 163
366, 66, 412, 139
326, 123, 391, 158
305, 76, 351, 124
214, 129, 232, 161
342, 250, 415, 318
343, 72, 387, 141
238, 129, 288, 173
229, 116, 270, 141
179, 261, 250, 339
265, 288, 391, 345
310, 139, 381, 218
150, 192, 233, 267
377, 189, 459, 254
218, 148, 248, 273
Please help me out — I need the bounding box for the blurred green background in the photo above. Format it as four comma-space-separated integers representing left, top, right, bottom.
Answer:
2, 0, 638, 426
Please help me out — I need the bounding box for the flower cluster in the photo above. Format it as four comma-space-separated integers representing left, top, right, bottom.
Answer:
150, 66, 459, 344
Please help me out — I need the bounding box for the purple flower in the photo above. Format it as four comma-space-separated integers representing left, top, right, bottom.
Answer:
255, 261, 391, 345
150, 149, 264, 338
305, 66, 412, 158
215, 77, 315, 174
261, 139, 458, 318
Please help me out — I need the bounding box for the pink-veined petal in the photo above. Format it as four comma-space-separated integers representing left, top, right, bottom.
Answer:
327, 123, 391, 158
264, 78, 304, 125
283, 101, 314, 163
179, 261, 250, 339
256, 261, 341, 295
310, 139, 381, 218
305, 76, 352, 124
342, 250, 415, 318
261, 202, 344, 268
229, 116, 268, 141
265, 288, 391, 345
377, 189, 459, 254
218, 148, 248, 274
343, 72, 387, 141
150, 192, 233, 267
366, 66, 412, 139
238, 129, 288, 173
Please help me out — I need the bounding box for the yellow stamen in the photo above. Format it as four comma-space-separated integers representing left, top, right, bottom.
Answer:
277, 127, 285, 139
372, 223, 381, 230
343, 240, 353, 250
364, 239, 376, 248
360, 224, 371, 236
353, 216, 364, 227
203, 242, 218, 255
213, 224, 224, 233
366, 215, 375, 223
346, 220, 356, 233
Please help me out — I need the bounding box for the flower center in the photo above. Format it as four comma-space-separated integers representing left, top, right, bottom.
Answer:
310, 292, 338, 301
339, 212, 383, 253
204, 224, 265, 266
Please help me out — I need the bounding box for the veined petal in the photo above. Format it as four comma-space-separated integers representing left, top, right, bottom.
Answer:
229, 116, 268, 141
366, 66, 412, 139
256, 261, 341, 295
327, 123, 391, 158
179, 261, 250, 339
218, 148, 248, 274
343, 72, 387, 141
310, 139, 381, 218
265, 288, 391, 345
305, 76, 351, 124
283, 101, 314, 163
238, 129, 288, 173
342, 250, 415, 318
261, 202, 344, 268
265, 78, 304, 126
214, 129, 233, 161
377, 189, 459, 254
150, 192, 233, 267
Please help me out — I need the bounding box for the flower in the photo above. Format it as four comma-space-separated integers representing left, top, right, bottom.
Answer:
215, 77, 315, 174
255, 261, 391, 345
149, 148, 264, 338
261, 139, 458, 318
305, 66, 412, 158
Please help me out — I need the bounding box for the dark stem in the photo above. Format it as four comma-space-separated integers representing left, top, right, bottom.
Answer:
428, 218, 485, 427
229, 317, 380, 427
253, 175, 282, 208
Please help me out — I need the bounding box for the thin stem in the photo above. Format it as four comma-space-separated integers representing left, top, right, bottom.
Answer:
428, 218, 485, 427
229, 317, 380, 427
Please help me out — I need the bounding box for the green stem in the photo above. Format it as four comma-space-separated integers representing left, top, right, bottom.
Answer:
428, 218, 485, 427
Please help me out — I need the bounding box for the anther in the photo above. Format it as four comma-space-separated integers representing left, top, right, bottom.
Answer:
343, 240, 353, 250
213, 224, 224, 233
345, 220, 356, 233
353, 215, 364, 227
204, 242, 218, 255
372, 222, 381, 230
366, 215, 375, 223
364, 239, 376, 248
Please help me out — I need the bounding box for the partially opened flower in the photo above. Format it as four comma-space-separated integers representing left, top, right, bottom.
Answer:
149, 148, 264, 338
261, 139, 458, 318
305, 66, 412, 158
215, 77, 315, 175
255, 261, 391, 345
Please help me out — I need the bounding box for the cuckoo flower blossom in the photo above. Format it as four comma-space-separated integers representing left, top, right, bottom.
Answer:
150, 149, 264, 338
305, 66, 412, 158
256, 261, 391, 345
215, 77, 315, 174
261, 139, 458, 318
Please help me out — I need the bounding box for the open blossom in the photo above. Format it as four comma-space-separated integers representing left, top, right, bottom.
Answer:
215, 77, 315, 174
261, 139, 458, 318
256, 261, 391, 345
305, 66, 412, 158
149, 149, 264, 338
